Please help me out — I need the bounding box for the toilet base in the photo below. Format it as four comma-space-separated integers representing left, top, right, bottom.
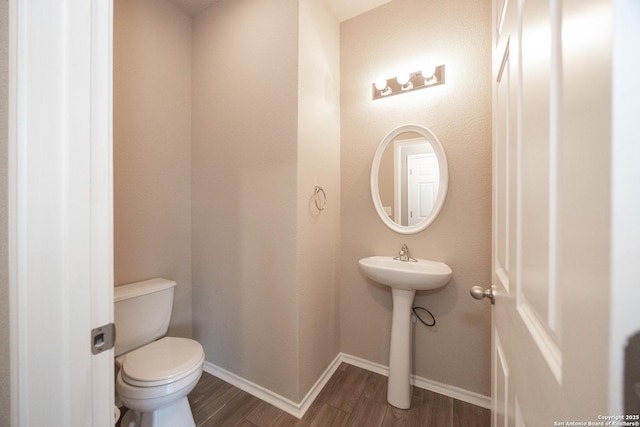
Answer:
120, 397, 194, 427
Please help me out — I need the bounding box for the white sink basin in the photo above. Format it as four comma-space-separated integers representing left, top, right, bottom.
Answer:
358, 256, 452, 291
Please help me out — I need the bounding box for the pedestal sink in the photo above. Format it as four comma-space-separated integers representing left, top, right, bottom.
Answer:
359, 255, 452, 409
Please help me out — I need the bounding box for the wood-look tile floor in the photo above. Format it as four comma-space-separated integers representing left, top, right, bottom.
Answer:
118, 362, 490, 427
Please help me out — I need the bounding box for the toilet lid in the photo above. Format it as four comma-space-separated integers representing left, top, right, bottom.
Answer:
121, 337, 204, 388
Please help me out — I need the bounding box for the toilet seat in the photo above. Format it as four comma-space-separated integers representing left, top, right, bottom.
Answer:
116, 366, 202, 405
120, 337, 204, 388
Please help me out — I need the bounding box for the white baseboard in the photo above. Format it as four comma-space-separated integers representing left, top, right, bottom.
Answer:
202, 352, 491, 420
338, 353, 492, 409
203, 352, 342, 419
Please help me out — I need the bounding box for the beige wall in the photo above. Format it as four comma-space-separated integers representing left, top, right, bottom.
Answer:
191, 0, 341, 402
114, 0, 193, 337
297, 0, 341, 396
339, 0, 493, 396
1, 0, 9, 420
115, 0, 341, 402
114, 0, 490, 403
191, 0, 302, 401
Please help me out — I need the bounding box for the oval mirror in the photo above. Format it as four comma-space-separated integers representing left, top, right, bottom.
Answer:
370, 124, 449, 234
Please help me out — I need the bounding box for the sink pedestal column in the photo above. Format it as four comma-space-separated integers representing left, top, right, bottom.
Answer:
387, 288, 416, 409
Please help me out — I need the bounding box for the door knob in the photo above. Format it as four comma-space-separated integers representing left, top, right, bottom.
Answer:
470, 286, 495, 305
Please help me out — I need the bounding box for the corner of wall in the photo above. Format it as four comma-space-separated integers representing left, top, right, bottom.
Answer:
296, 0, 342, 400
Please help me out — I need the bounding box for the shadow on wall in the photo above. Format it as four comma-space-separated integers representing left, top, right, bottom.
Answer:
625, 331, 640, 415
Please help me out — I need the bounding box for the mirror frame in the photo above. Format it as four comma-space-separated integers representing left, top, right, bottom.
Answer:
370, 124, 449, 234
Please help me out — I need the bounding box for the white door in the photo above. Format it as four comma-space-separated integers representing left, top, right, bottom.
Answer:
406, 153, 438, 226
487, 0, 624, 424
9, 0, 114, 425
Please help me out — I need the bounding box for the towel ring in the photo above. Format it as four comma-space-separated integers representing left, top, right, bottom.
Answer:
314, 186, 327, 211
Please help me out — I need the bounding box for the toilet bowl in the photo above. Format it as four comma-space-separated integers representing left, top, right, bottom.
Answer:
114, 279, 204, 427
117, 337, 204, 427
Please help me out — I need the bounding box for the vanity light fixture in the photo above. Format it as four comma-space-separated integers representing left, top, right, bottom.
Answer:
372, 64, 445, 100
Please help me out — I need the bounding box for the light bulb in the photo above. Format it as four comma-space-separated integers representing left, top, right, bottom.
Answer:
396, 73, 410, 86
422, 65, 436, 78
375, 79, 388, 91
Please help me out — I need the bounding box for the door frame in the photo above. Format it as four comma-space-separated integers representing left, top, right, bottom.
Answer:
9, 0, 114, 425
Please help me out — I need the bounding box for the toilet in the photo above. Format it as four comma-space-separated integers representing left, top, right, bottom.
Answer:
114, 278, 204, 427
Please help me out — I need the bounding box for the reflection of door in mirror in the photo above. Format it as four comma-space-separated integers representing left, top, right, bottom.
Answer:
407, 153, 439, 225
392, 137, 438, 226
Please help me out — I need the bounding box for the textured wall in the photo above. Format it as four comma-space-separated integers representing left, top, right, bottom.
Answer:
113, 0, 193, 337
116, 0, 341, 402
339, 0, 493, 396
0, 0, 9, 420
116, 0, 490, 403
191, 0, 301, 401
297, 0, 341, 397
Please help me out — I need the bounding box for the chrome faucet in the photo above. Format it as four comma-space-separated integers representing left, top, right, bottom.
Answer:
394, 243, 417, 262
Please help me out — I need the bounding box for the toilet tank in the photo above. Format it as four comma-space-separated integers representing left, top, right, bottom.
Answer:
114, 278, 176, 357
